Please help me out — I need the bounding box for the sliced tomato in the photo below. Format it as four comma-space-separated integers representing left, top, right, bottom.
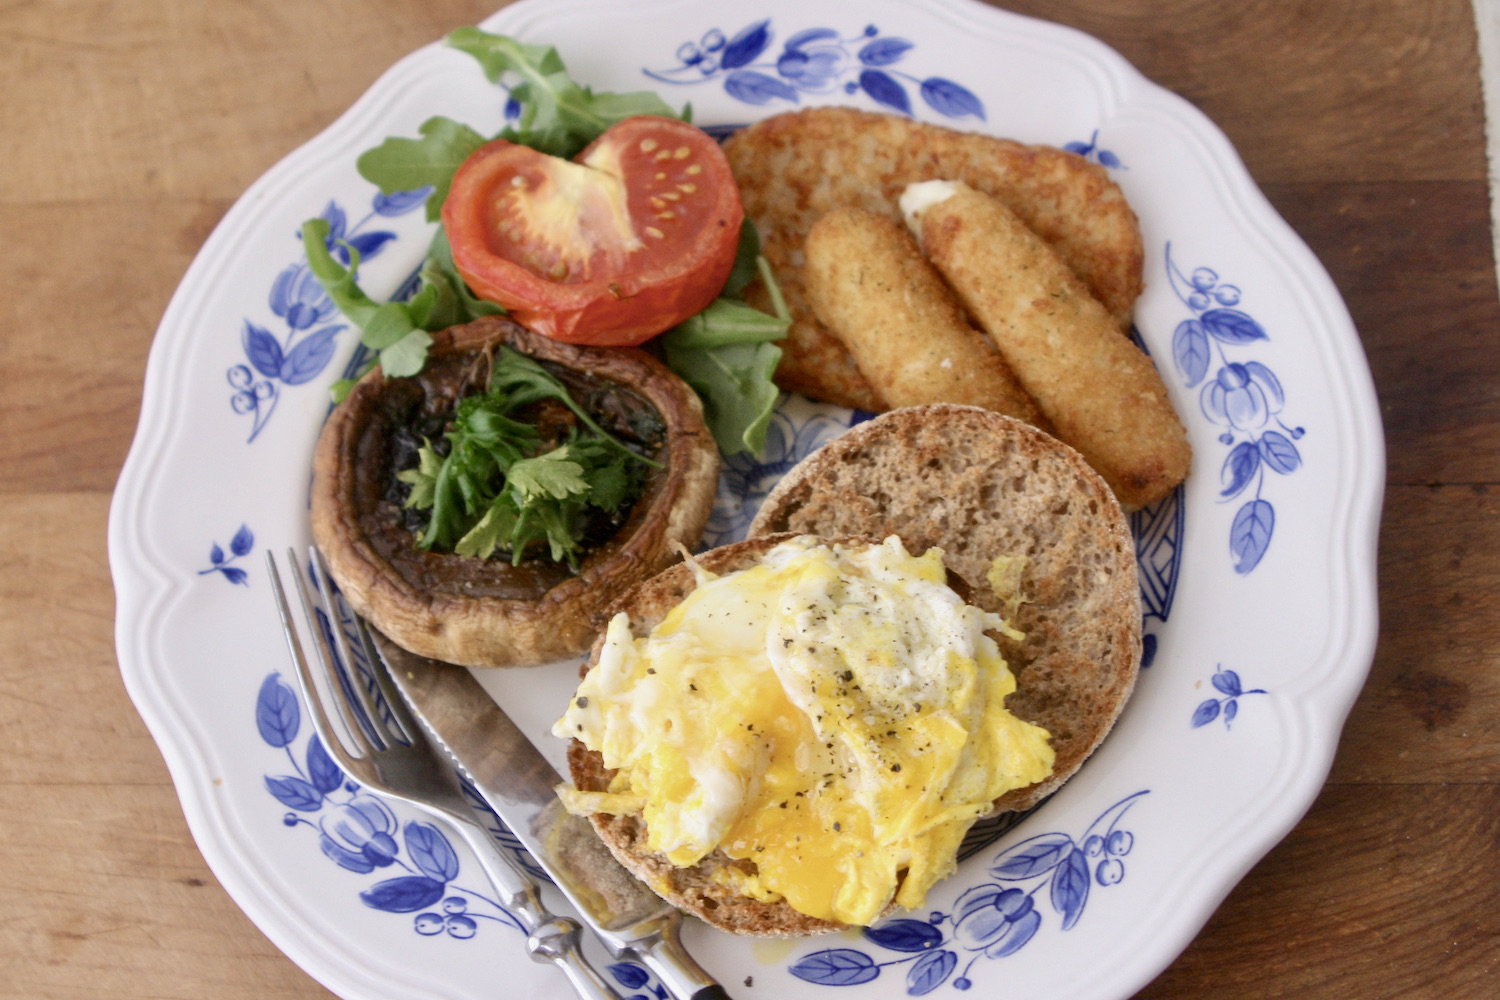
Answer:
442, 116, 744, 346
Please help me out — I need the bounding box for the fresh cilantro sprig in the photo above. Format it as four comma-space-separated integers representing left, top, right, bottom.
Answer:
396, 347, 656, 568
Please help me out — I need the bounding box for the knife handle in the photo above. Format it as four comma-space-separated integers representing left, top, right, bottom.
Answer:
450, 817, 622, 1000
629, 911, 735, 1000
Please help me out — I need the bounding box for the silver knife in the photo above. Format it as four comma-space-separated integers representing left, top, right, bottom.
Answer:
372, 631, 733, 1000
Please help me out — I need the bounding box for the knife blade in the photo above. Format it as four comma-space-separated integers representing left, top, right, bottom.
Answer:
372, 631, 733, 1000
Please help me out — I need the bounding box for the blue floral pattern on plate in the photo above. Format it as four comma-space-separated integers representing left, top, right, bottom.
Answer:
1167, 242, 1305, 574
199, 524, 254, 586
229, 190, 428, 443
1191, 667, 1267, 729
645, 20, 985, 121
788, 792, 1149, 993
1063, 130, 1125, 169
256, 671, 525, 939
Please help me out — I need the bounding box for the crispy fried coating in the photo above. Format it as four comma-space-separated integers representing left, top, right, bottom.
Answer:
906, 182, 1189, 509
725, 108, 1144, 410
803, 208, 1048, 428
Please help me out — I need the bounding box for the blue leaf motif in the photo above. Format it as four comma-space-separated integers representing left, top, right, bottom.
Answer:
345, 230, 397, 262
1259, 430, 1301, 475
256, 673, 299, 747
1219, 440, 1260, 499
785, 28, 839, 49
858, 37, 914, 66
990, 908, 1041, 957
242, 321, 284, 378
1212, 670, 1243, 697
221, 567, 249, 587
373, 186, 432, 216
789, 949, 881, 987
1191, 698, 1222, 727
265, 774, 323, 811
609, 964, 651, 990
1225, 699, 1240, 724
919, 78, 985, 120
724, 70, 799, 105
860, 69, 911, 114
405, 821, 460, 883
210, 542, 225, 565
863, 918, 942, 952
360, 876, 446, 913
1051, 847, 1091, 930
721, 19, 772, 69
1230, 499, 1275, 574
230, 524, 255, 557
1200, 308, 1267, 344
1172, 319, 1210, 387
1097, 149, 1123, 169
907, 949, 957, 995
1063, 140, 1091, 155
306, 733, 344, 794
992, 832, 1074, 879
279, 326, 341, 386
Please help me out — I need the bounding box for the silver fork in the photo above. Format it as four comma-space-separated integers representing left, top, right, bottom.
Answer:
267, 549, 621, 1000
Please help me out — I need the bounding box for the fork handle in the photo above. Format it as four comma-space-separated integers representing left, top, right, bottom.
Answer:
450, 818, 621, 1000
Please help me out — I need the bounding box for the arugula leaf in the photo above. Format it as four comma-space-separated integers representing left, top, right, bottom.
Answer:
663, 338, 783, 457
357, 116, 487, 222
447, 28, 681, 159
661, 254, 791, 456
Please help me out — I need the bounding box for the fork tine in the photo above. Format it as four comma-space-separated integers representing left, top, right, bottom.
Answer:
308, 546, 397, 750
266, 551, 373, 767
284, 547, 379, 758
353, 616, 426, 748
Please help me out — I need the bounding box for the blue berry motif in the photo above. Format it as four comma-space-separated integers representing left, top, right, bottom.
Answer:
645, 20, 985, 121
788, 792, 1148, 993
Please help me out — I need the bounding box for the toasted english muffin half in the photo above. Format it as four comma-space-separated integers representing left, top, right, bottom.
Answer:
310, 314, 719, 668
568, 407, 1141, 935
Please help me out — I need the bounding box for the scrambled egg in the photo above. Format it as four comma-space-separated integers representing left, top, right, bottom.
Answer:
553, 536, 1054, 926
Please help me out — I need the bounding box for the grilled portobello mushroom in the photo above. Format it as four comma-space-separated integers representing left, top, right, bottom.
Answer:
310, 314, 719, 667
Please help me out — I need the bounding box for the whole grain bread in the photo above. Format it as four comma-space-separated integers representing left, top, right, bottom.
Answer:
749, 405, 1141, 812
569, 407, 1142, 935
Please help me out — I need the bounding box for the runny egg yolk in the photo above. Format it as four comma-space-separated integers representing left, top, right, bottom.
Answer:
553, 536, 1055, 926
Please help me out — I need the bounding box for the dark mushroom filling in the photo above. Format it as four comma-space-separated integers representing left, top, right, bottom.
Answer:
350, 346, 666, 601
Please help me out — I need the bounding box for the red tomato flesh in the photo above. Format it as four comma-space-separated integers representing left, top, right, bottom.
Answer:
443, 116, 744, 346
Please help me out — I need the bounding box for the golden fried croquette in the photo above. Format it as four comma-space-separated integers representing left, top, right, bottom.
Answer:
725, 108, 1144, 410
902, 181, 1188, 509
803, 207, 1048, 427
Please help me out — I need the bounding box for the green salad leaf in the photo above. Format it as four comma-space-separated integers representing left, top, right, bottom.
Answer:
661, 237, 791, 456
446, 28, 683, 159
356, 117, 487, 222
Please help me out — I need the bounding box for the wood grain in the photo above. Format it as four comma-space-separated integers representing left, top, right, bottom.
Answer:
0, 0, 1495, 998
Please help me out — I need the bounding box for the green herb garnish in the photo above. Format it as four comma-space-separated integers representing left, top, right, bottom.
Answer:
396, 347, 656, 568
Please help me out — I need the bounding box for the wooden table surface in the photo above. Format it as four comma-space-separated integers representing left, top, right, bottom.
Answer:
2, 1, 1495, 997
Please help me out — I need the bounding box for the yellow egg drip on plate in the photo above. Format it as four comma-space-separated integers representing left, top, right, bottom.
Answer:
554, 536, 1055, 926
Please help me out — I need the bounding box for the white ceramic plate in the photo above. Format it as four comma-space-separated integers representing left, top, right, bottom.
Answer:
109, 0, 1383, 997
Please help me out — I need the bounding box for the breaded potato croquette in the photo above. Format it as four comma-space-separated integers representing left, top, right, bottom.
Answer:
902, 181, 1189, 508
725, 108, 1144, 410
804, 208, 1048, 428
